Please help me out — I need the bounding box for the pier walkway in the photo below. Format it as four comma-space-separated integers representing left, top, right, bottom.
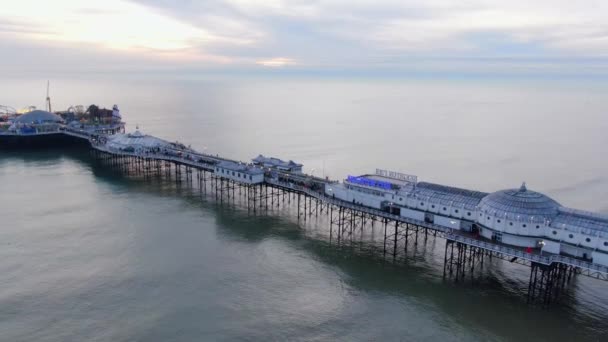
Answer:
9, 125, 606, 305
91, 136, 608, 285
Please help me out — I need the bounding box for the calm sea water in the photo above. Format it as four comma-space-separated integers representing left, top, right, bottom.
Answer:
1, 77, 608, 341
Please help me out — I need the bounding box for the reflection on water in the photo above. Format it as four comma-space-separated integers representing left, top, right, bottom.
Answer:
2, 78, 608, 341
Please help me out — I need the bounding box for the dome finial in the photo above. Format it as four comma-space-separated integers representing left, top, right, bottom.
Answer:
519, 182, 527, 192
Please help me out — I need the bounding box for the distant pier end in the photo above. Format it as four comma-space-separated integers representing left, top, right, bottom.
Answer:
1, 105, 125, 149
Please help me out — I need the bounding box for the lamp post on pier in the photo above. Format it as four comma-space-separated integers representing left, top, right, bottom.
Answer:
538, 240, 546, 256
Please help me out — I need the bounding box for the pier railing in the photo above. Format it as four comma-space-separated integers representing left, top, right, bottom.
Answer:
446, 231, 608, 274
264, 178, 608, 275
446, 233, 553, 265
265, 178, 450, 231
90, 138, 608, 279
93, 144, 218, 171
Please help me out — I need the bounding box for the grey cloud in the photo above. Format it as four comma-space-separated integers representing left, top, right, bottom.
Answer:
2, 0, 608, 76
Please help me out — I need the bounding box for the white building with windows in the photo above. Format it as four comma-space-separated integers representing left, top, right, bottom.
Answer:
215, 161, 265, 184
325, 170, 608, 266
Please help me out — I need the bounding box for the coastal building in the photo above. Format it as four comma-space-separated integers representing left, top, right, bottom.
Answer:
325, 169, 608, 266
215, 161, 265, 184
252, 155, 303, 173
8, 110, 64, 133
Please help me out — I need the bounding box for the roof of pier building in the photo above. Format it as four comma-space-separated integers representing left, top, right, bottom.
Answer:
252, 155, 302, 170
477, 183, 561, 223
552, 208, 608, 237
217, 161, 264, 175
365, 174, 412, 187
15, 110, 64, 124
408, 181, 608, 236
406, 182, 488, 211
106, 131, 171, 149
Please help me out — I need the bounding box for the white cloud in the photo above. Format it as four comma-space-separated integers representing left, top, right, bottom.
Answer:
256, 57, 296, 67
0, 0, 262, 54
0, 0, 206, 50
224, 0, 321, 18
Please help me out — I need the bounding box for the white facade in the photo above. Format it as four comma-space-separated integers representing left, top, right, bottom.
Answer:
325, 175, 608, 267
592, 251, 608, 267
400, 208, 425, 221
542, 240, 561, 254
434, 215, 461, 230
215, 162, 264, 184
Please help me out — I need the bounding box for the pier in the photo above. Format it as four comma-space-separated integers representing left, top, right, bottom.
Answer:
3, 120, 608, 306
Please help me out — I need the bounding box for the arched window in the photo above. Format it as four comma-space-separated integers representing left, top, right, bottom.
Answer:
586, 238, 591, 243
497, 219, 501, 223
509, 222, 513, 226
552, 231, 557, 235
568, 234, 573, 239
536, 225, 540, 229
523, 224, 527, 228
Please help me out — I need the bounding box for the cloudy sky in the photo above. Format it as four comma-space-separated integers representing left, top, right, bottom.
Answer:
1, 0, 608, 78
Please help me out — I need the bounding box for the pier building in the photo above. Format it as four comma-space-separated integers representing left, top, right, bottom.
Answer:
326, 170, 608, 267
8, 110, 64, 133
215, 161, 265, 184
12, 109, 64, 124
252, 155, 303, 173
1, 106, 125, 149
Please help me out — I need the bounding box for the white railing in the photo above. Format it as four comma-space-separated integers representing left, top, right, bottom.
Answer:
62, 128, 91, 139
265, 178, 608, 275
86, 145, 608, 276
265, 178, 450, 230
446, 233, 553, 265
0, 128, 62, 136
92, 145, 218, 171
446, 233, 608, 273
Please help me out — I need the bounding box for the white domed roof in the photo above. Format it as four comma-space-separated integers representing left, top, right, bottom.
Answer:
129, 130, 144, 137
478, 183, 560, 222
15, 110, 63, 124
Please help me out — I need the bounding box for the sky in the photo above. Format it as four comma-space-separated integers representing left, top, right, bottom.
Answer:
1, 0, 608, 78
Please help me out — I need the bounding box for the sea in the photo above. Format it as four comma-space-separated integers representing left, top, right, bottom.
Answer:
1, 77, 608, 341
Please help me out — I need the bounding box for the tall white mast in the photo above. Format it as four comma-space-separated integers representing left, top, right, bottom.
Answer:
45, 80, 52, 112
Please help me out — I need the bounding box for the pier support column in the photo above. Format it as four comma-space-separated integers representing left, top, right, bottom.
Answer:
442, 240, 486, 282
527, 262, 571, 306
